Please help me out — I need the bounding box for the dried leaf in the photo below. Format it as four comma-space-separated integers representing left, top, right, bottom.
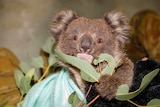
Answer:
128, 10, 160, 62
4, 105, 15, 107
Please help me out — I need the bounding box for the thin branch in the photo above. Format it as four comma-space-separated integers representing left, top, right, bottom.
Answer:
38, 65, 50, 82
127, 100, 146, 107
85, 84, 93, 98
78, 84, 93, 107
85, 95, 100, 107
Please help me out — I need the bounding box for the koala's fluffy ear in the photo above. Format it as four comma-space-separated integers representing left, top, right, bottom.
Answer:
104, 11, 130, 44
50, 10, 78, 41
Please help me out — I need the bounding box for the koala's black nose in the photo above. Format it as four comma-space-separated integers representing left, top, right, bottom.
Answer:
80, 36, 92, 53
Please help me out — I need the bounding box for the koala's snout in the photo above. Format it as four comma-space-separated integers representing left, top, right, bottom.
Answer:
80, 36, 92, 53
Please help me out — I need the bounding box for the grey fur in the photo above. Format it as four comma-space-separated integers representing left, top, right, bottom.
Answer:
104, 11, 130, 44
50, 10, 78, 40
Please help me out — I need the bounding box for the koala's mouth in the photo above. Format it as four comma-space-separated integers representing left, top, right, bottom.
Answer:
77, 53, 93, 64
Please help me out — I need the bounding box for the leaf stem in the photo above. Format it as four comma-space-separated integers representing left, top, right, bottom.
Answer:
116, 53, 126, 66
77, 84, 93, 107
85, 95, 100, 107
38, 65, 50, 82
85, 84, 93, 98
20, 95, 23, 101
127, 100, 146, 107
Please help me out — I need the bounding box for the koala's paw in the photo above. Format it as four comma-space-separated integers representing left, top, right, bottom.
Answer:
95, 75, 120, 100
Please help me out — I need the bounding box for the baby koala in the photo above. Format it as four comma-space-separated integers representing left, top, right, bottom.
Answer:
50, 9, 134, 100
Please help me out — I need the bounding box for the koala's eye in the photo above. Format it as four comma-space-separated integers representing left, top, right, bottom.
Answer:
73, 35, 78, 41
97, 38, 103, 44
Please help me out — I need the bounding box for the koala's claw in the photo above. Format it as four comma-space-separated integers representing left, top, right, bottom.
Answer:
95, 75, 120, 100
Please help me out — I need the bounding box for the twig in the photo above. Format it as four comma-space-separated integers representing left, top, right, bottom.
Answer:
78, 84, 93, 107
85, 84, 93, 98
84, 95, 100, 107
20, 95, 23, 101
127, 100, 145, 107
38, 65, 50, 82
116, 53, 126, 66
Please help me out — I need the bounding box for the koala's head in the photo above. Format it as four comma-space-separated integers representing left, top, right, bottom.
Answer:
50, 10, 130, 63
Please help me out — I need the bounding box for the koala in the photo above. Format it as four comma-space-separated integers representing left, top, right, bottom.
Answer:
50, 9, 134, 101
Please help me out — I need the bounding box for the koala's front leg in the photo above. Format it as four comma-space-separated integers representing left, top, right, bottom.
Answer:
95, 57, 134, 100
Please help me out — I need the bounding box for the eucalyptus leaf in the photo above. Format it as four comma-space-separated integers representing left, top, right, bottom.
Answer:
17, 102, 23, 107
20, 77, 31, 96
93, 54, 116, 76
116, 84, 129, 94
68, 92, 74, 104
14, 70, 24, 88
25, 68, 35, 83
93, 54, 115, 65
48, 54, 57, 66
68, 92, 83, 107
147, 99, 160, 106
31, 56, 44, 68
55, 50, 100, 82
20, 62, 30, 74
80, 70, 98, 82
102, 66, 115, 76
42, 37, 55, 54
116, 68, 160, 101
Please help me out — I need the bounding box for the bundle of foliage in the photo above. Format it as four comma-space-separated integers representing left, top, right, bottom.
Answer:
86, 58, 160, 107
14, 37, 160, 107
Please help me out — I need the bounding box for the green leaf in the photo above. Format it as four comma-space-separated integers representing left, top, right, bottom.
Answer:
68, 92, 75, 104
20, 62, 30, 74
93, 54, 115, 65
102, 66, 115, 76
93, 54, 116, 76
116, 68, 160, 101
68, 92, 83, 107
17, 101, 23, 107
42, 37, 55, 54
80, 70, 98, 83
116, 84, 129, 94
55, 50, 100, 82
48, 54, 57, 66
14, 70, 24, 88
20, 77, 31, 96
31, 56, 44, 68
25, 68, 35, 84
147, 99, 160, 106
